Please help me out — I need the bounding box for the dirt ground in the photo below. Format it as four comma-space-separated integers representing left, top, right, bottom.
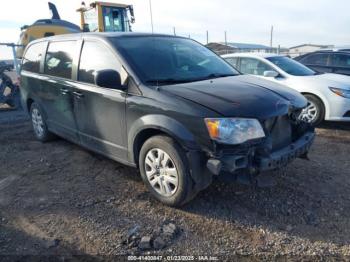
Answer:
1, 108, 350, 260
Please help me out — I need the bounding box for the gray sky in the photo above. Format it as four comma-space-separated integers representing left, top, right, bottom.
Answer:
1, 0, 350, 59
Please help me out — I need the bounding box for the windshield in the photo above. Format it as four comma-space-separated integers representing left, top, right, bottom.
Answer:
102, 6, 128, 32
111, 36, 239, 85
267, 56, 316, 76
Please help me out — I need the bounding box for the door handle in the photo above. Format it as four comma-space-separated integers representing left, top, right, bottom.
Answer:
61, 88, 69, 95
73, 91, 84, 99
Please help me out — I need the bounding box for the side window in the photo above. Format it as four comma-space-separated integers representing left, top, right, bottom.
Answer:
239, 58, 274, 76
22, 42, 46, 73
302, 54, 328, 65
331, 54, 350, 68
44, 41, 76, 79
78, 41, 121, 85
225, 57, 239, 69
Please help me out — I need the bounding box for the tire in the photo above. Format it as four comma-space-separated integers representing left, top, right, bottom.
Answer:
300, 94, 325, 126
30, 102, 55, 142
139, 135, 196, 207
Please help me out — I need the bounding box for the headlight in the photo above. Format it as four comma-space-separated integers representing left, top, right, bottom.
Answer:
205, 118, 265, 145
329, 87, 350, 99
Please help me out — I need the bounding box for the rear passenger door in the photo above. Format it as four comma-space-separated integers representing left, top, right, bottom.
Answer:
330, 54, 350, 76
300, 53, 331, 73
72, 40, 128, 161
41, 40, 79, 142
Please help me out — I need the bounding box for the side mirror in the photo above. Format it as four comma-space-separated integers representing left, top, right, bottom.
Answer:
95, 69, 124, 90
263, 70, 279, 78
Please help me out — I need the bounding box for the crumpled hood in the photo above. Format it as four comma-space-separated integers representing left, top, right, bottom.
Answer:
161, 75, 307, 119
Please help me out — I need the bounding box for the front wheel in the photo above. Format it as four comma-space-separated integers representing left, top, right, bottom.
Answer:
299, 94, 325, 126
139, 135, 196, 207
30, 102, 55, 142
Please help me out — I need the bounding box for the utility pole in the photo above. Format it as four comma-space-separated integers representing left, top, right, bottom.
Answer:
206, 30, 209, 44
173, 27, 176, 36
224, 31, 228, 54
149, 0, 154, 33
270, 25, 274, 48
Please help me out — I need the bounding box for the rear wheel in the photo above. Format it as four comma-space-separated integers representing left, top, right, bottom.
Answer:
30, 102, 55, 142
300, 94, 325, 126
139, 135, 196, 207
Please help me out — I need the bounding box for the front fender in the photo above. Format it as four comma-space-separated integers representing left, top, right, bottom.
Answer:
128, 114, 200, 164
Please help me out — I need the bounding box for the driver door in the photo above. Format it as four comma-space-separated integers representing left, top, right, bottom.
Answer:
239, 57, 283, 83
72, 40, 128, 160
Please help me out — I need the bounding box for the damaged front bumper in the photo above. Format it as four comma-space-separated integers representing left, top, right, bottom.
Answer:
257, 131, 315, 171
206, 131, 315, 176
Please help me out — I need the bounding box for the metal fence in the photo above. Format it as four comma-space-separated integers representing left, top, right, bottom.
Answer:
212, 48, 310, 58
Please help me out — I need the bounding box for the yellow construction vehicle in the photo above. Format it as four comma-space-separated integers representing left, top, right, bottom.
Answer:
16, 1, 135, 58
77, 1, 135, 33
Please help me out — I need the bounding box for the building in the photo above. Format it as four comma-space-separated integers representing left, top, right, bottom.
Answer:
206, 42, 288, 55
288, 44, 333, 57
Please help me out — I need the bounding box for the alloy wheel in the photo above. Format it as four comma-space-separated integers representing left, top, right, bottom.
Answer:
31, 108, 45, 137
144, 148, 179, 197
299, 100, 318, 123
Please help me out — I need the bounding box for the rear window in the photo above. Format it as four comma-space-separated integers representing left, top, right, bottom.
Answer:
44, 41, 76, 79
22, 42, 46, 73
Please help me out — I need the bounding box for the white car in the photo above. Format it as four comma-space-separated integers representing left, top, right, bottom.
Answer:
222, 53, 350, 125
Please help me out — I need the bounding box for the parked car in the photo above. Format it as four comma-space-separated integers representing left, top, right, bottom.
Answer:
294, 50, 350, 76
223, 53, 350, 125
20, 33, 315, 206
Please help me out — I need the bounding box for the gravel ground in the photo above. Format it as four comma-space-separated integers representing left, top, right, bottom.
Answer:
1, 109, 350, 260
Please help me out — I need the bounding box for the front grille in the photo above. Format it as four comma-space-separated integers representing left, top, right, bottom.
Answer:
267, 115, 292, 151
264, 110, 312, 152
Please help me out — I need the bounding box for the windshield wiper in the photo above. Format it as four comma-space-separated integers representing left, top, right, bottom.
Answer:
145, 73, 237, 86
199, 73, 237, 81
145, 78, 193, 85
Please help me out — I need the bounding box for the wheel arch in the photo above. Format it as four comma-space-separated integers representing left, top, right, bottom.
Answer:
301, 92, 329, 120
128, 115, 200, 166
26, 98, 34, 113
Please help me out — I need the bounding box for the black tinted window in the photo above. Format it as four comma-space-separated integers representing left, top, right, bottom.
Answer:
44, 41, 76, 79
79, 41, 121, 84
22, 42, 46, 73
303, 53, 328, 65
331, 54, 350, 67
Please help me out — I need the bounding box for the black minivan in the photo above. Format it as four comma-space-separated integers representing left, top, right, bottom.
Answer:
20, 33, 315, 206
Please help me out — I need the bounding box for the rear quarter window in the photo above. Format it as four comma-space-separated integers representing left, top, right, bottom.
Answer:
22, 42, 47, 73
44, 41, 76, 79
